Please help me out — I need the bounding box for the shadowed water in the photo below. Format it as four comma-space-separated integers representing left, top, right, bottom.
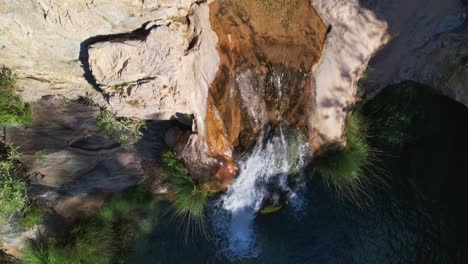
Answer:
126, 174, 458, 264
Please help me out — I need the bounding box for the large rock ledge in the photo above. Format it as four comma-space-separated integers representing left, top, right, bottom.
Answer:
86, 1, 219, 122
0, 0, 198, 101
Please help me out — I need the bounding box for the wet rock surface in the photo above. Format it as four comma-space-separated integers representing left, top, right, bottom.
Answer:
205, 0, 327, 186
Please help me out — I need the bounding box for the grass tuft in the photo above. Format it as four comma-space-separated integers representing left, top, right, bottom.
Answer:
313, 110, 377, 202
161, 150, 209, 239
96, 108, 146, 146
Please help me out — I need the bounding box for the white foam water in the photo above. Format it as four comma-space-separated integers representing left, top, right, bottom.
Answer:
212, 128, 310, 258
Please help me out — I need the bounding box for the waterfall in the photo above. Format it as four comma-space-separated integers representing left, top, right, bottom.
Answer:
212, 125, 310, 258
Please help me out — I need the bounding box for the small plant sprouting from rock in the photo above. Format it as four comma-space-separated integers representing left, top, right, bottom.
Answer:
161, 150, 210, 239
96, 108, 146, 146
17, 204, 45, 230
66, 59, 80, 65
35, 149, 47, 164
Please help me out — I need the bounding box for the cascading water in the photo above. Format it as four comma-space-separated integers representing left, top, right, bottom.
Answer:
212, 125, 311, 258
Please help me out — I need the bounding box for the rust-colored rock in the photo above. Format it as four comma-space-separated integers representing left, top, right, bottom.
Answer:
206, 0, 328, 185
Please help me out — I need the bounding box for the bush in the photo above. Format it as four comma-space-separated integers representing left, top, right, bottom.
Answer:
0, 90, 32, 131
0, 144, 29, 226
1, 67, 39, 229
0, 66, 32, 130
161, 150, 209, 237
313, 111, 373, 195
96, 109, 146, 146
0, 66, 18, 89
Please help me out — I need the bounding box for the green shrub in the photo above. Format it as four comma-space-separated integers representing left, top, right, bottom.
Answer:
0, 66, 32, 130
0, 90, 32, 130
161, 150, 209, 237
0, 176, 28, 226
314, 111, 373, 195
96, 109, 146, 146
0, 66, 18, 88
0, 144, 29, 226
23, 221, 114, 264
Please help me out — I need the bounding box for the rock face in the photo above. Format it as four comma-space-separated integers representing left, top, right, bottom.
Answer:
86, 2, 220, 122
83, 1, 222, 180
358, 0, 467, 106
0, 0, 189, 102
0, 0, 222, 181
309, 0, 390, 144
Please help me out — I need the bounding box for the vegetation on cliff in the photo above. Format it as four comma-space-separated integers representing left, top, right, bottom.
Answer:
313, 110, 374, 197
23, 186, 160, 264
0, 66, 32, 137
161, 150, 209, 237
0, 144, 28, 227
0, 66, 34, 227
96, 108, 146, 146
